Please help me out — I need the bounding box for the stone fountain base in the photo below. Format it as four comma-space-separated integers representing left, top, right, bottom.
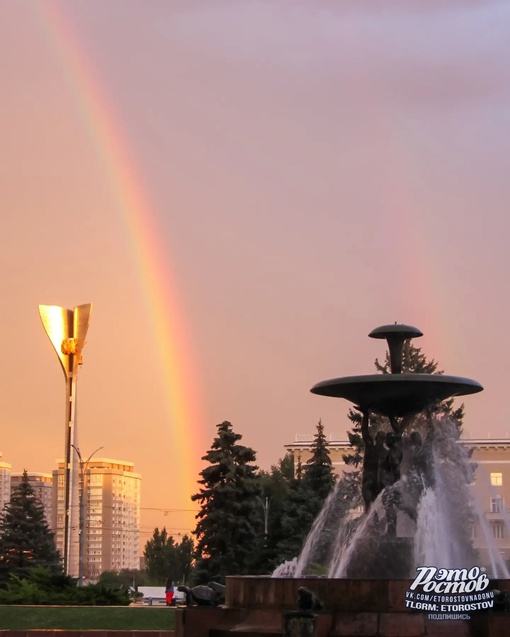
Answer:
175, 576, 510, 637
340, 537, 414, 579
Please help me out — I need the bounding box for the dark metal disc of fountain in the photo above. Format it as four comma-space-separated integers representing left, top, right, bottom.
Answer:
310, 323, 483, 417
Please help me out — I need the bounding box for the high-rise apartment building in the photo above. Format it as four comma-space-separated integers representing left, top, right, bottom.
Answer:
11, 472, 53, 527
0, 454, 12, 513
52, 457, 141, 581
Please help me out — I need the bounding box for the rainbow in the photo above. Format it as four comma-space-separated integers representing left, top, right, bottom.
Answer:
36, 4, 207, 521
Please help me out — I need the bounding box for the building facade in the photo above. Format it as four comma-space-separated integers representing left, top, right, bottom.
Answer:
0, 454, 12, 513
285, 435, 510, 567
52, 457, 141, 580
464, 439, 510, 567
11, 472, 53, 527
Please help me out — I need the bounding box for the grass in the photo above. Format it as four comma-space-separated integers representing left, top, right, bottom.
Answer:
0, 606, 176, 630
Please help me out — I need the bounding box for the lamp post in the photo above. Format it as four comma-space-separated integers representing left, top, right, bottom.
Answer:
71, 445, 103, 585
39, 303, 92, 575
256, 496, 270, 538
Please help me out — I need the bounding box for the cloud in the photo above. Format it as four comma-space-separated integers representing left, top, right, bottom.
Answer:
165, 0, 510, 109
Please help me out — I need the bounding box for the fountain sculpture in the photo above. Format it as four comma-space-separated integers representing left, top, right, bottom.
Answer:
176, 324, 510, 637
296, 323, 485, 579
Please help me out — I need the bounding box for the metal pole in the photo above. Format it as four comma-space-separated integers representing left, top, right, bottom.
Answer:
63, 377, 74, 574
256, 496, 269, 537
264, 497, 269, 536
72, 445, 103, 585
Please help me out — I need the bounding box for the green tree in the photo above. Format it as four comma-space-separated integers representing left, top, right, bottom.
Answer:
191, 421, 261, 584
0, 471, 61, 583
249, 453, 295, 574
173, 534, 194, 584
276, 476, 316, 562
303, 419, 336, 500
143, 528, 172, 584
143, 529, 193, 585
277, 421, 336, 563
98, 568, 148, 589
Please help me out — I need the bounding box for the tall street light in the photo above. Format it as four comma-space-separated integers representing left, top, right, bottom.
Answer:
39, 303, 92, 575
71, 444, 103, 585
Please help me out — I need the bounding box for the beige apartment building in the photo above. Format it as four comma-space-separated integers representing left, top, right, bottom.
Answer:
465, 439, 510, 566
285, 435, 510, 567
11, 472, 53, 527
52, 458, 141, 581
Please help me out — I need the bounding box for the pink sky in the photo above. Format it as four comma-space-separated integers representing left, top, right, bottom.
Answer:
1, 0, 510, 548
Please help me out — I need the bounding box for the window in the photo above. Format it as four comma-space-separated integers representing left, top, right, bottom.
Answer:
491, 472, 503, 486
493, 523, 504, 539
491, 497, 504, 513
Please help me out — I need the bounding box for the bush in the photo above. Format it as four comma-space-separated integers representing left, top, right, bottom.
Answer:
73, 582, 130, 606
0, 567, 130, 605
0, 578, 41, 605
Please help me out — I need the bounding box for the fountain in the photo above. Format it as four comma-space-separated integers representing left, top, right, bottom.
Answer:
296, 323, 485, 580
176, 325, 510, 637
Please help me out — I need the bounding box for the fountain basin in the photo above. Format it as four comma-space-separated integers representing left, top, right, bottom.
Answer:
175, 576, 510, 637
310, 373, 483, 417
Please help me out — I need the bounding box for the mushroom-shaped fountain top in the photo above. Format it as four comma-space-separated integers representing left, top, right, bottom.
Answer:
310, 324, 483, 418
368, 323, 423, 374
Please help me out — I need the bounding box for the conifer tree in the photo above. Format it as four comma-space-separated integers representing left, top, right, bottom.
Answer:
0, 471, 61, 581
276, 477, 316, 562
191, 421, 261, 584
277, 420, 336, 563
303, 419, 336, 500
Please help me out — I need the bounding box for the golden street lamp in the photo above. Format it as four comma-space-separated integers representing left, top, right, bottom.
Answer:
39, 303, 92, 575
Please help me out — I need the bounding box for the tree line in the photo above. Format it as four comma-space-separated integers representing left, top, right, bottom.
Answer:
142, 342, 467, 585
0, 342, 468, 594
142, 418, 336, 585
0, 419, 337, 592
